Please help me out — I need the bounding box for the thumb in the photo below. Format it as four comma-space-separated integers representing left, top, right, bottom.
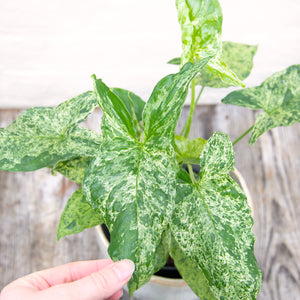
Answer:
41, 259, 135, 300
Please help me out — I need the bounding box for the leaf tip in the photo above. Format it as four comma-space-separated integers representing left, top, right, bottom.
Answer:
91, 74, 97, 81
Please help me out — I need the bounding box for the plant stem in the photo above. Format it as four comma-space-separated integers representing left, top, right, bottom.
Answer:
181, 83, 205, 138
187, 164, 197, 184
232, 125, 254, 146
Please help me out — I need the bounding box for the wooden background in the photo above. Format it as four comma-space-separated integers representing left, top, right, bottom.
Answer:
0, 105, 299, 299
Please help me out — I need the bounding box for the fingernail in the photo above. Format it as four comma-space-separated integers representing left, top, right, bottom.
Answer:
113, 259, 135, 282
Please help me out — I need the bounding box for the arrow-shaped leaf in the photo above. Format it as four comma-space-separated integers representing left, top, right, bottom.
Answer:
84, 60, 210, 294
222, 65, 300, 144
0, 92, 101, 171
83, 137, 177, 293
170, 132, 262, 299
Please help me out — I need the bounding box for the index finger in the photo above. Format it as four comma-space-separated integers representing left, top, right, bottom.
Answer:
12, 259, 115, 290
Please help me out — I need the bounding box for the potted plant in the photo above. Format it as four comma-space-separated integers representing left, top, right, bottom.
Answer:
0, 0, 299, 299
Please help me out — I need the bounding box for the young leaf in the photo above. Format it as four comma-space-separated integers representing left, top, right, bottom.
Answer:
52, 156, 92, 185
170, 132, 262, 299
195, 42, 258, 88
57, 188, 102, 241
83, 137, 178, 293
175, 135, 207, 165
222, 65, 300, 144
0, 92, 102, 171
143, 58, 210, 140
92, 76, 136, 139
175, 0, 244, 86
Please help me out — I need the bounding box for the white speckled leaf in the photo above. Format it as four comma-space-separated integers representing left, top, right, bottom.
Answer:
57, 188, 102, 241
52, 156, 92, 185
0, 92, 101, 171
175, 0, 243, 86
83, 137, 177, 293
85, 62, 220, 294
143, 59, 210, 140
170, 132, 262, 299
222, 65, 300, 144
196, 42, 257, 88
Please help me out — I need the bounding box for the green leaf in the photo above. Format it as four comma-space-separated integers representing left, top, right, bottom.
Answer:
222, 65, 300, 144
195, 42, 258, 88
111, 88, 145, 121
0, 92, 102, 171
57, 188, 102, 241
175, 0, 222, 64
170, 234, 218, 299
153, 229, 170, 274
52, 156, 92, 185
175, 135, 207, 165
83, 137, 177, 293
175, 0, 244, 87
170, 132, 262, 299
84, 62, 218, 294
167, 57, 181, 65
92, 76, 136, 139
143, 59, 210, 141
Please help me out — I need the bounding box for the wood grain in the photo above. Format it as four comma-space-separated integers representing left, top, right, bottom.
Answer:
0, 105, 300, 299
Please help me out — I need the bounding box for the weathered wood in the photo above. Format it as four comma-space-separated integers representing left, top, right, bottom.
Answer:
0, 106, 299, 299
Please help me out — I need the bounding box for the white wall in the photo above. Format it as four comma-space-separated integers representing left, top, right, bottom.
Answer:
0, 0, 299, 108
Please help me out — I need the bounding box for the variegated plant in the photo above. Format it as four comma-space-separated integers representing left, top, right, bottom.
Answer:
1, 0, 299, 299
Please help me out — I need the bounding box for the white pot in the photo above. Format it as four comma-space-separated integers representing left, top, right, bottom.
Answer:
95, 168, 252, 300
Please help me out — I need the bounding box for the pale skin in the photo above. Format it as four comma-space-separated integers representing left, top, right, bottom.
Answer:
0, 259, 135, 300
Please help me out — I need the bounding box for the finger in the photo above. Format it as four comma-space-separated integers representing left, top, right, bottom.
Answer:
8, 259, 115, 291
107, 289, 123, 300
40, 259, 135, 300
36, 259, 115, 287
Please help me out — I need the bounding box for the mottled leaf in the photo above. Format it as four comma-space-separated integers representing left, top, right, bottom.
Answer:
170, 132, 262, 299
222, 65, 300, 144
175, 135, 207, 165
143, 58, 210, 140
111, 88, 145, 121
57, 188, 102, 241
52, 156, 92, 185
196, 42, 258, 88
0, 92, 102, 171
175, 0, 243, 86
83, 137, 177, 293
92, 76, 136, 139
170, 234, 218, 299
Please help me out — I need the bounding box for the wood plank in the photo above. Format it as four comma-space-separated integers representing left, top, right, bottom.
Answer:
1, 106, 300, 299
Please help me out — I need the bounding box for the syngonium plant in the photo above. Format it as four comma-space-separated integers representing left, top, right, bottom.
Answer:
1, 0, 300, 299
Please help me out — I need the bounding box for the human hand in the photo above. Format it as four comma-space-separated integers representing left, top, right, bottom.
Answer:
0, 259, 135, 300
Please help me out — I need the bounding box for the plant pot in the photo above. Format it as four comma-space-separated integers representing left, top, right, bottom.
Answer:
94, 168, 253, 300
